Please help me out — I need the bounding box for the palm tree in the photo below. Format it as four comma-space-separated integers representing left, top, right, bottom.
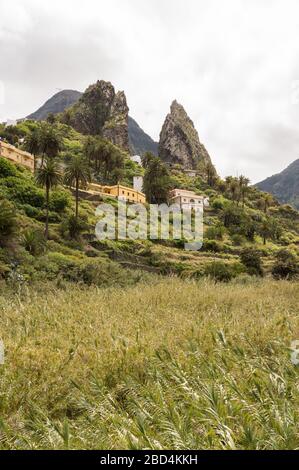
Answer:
229, 178, 239, 204
38, 123, 63, 165
24, 128, 40, 172
204, 162, 217, 187
239, 175, 250, 207
64, 156, 91, 218
262, 194, 274, 214
259, 219, 271, 245
83, 136, 96, 167
35, 158, 62, 240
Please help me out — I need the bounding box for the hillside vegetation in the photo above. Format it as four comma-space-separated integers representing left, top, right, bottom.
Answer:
0, 118, 299, 286
0, 116, 299, 451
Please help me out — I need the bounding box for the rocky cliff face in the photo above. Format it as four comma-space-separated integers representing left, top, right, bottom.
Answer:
63, 80, 130, 152
159, 100, 213, 171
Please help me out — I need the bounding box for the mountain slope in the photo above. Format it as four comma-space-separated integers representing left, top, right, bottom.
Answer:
128, 116, 158, 156
27, 90, 82, 121
256, 159, 299, 209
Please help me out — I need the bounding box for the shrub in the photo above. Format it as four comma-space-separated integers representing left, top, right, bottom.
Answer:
60, 215, 89, 240
231, 234, 246, 246
204, 262, 237, 283
0, 177, 45, 207
272, 249, 298, 280
205, 224, 225, 241
21, 204, 41, 219
0, 199, 17, 245
22, 228, 46, 256
0, 158, 17, 178
240, 248, 263, 276
203, 239, 222, 252
212, 196, 227, 211
49, 190, 71, 212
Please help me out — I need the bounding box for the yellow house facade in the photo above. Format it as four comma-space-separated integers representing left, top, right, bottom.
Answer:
0, 140, 34, 172
88, 183, 146, 204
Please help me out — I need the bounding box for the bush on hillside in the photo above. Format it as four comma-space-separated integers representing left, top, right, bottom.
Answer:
203, 239, 222, 253
272, 249, 298, 280
60, 215, 89, 240
205, 224, 225, 241
240, 248, 263, 276
204, 261, 242, 283
22, 228, 46, 256
49, 189, 71, 213
0, 176, 45, 207
0, 158, 18, 178
0, 199, 17, 246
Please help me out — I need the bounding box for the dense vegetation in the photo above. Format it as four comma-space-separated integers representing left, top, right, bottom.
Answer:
0, 119, 298, 287
0, 279, 298, 449
0, 118, 298, 450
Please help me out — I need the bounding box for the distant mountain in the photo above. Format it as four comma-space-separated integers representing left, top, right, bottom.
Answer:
256, 159, 299, 209
27, 90, 82, 121
128, 116, 158, 156
26, 88, 158, 156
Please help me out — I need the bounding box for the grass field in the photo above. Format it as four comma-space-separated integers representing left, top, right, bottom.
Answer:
0, 278, 299, 449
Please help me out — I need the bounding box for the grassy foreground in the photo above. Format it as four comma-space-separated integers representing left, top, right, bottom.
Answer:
0, 278, 299, 450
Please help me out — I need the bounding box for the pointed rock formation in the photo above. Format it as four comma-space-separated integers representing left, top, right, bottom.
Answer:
62, 80, 130, 152
159, 100, 213, 171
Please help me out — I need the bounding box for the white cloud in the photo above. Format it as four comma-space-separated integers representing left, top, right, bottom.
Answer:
1, 0, 299, 182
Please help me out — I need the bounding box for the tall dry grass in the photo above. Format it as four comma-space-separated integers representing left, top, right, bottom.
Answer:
0, 278, 298, 449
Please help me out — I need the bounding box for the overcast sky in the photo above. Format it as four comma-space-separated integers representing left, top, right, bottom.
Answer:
1, 0, 299, 182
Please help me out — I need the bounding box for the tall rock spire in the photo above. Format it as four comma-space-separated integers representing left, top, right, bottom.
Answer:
159, 100, 214, 172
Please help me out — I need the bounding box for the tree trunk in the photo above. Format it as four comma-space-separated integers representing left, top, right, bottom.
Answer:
45, 184, 49, 240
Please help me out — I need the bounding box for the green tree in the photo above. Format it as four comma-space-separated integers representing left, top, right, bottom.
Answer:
204, 162, 217, 187
35, 158, 62, 240
261, 193, 274, 214
64, 156, 91, 218
39, 123, 63, 164
226, 177, 240, 204
142, 153, 172, 204
239, 175, 250, 207
24, 127, 40, 172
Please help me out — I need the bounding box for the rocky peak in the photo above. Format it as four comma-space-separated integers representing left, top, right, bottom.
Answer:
64, 80, 130, 152
159, 100, 214, 172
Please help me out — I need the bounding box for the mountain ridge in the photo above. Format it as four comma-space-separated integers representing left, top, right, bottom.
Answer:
26, 88, 159, 157
256, 159, 299, 209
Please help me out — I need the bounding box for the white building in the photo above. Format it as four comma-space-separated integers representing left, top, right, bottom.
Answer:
133, 176, 144, 193
130, 155, 142, 166
5, 119, 17, 127
169, 189, 209, 212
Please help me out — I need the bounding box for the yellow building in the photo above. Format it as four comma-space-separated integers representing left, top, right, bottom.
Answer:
0, 140, 34, 172
88, 183, 146, 204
